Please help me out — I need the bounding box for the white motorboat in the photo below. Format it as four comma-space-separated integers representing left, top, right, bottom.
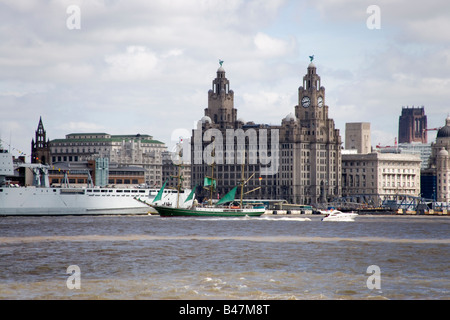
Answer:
321, 209, 358, 221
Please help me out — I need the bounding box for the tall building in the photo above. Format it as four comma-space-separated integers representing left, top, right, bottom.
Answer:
398, 106, 427, 143
345, 122, 371, 154
292, 60, 342, 203
31, 117, 50, 165
191, 60, 342, 205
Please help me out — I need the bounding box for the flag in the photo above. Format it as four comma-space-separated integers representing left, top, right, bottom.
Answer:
204, 177, 216, 189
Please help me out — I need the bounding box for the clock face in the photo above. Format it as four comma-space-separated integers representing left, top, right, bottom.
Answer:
301, 96, 311, 108
318, 96, 323, 107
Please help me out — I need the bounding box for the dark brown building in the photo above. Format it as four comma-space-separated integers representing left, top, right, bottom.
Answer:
31, 117, 51, 165
398, 106, 427, 143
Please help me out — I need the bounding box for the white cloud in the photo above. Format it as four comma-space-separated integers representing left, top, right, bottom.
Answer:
56, 122, 106, 133
103, 46, 159, 81
1, 0, 449, 160
404, 16, 450, 42
241, 89, 295, 124
0, 81, 54, 97
254, 32, 295, 58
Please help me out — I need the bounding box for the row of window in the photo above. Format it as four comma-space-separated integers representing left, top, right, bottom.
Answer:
51, 178, 141, 185
343, 167, 416, 174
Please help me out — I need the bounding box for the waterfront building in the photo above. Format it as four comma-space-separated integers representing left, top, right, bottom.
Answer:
398, 106, 427, 143
345, 122, 371, 154
190, 60, 342, 205
342, 152, 421, 203
50, 132, 166, 187
426, 116, 450, 202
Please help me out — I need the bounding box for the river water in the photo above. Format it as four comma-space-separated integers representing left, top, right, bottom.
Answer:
0, 214, 448, 300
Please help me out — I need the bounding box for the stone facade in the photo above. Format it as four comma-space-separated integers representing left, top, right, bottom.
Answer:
430, 117, 450, 202
190, 62, 342, 205
345, 122, 371, 154
342, 152, 421, 203
50, 133, 166, 187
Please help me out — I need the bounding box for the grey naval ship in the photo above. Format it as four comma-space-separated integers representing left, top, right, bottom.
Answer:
0, 149, 190, 215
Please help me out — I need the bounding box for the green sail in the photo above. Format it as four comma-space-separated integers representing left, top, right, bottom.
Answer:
152, 179, 167, 203
215, 186, 238, 206
184, 185, 197, 203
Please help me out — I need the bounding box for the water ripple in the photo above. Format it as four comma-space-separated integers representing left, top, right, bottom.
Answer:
1, 234, 449, 244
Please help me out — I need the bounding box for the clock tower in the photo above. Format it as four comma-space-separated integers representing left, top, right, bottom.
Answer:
291, 58, 342, 204
296, 60, 327, 124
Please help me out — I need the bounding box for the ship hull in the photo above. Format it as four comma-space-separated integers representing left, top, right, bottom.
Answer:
0, 186, 188, 216
153, 205, 265, 217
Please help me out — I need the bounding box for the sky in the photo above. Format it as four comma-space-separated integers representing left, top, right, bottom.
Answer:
0, 0, 449, 160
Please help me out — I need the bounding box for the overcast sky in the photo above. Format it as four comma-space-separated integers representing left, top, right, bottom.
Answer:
1, 0, 449, 160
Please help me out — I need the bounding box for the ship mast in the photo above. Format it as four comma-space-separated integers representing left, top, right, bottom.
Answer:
239, 151, 260, 208
240, 161, 245, 208
210, 163, 215, 205
171, 139, 184, 208
173, 163, 182, 208
204, 141, 216, 206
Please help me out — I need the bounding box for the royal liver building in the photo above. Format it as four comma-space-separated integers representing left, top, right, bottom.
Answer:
190, 60, 342, 205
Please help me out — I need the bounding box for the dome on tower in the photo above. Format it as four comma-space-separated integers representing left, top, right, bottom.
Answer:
438, 147, 449, 157
437, 116, 450, 138
201, 116, 212, 124
284, 113, 297, 122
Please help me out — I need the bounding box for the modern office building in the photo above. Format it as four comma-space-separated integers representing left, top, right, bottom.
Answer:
397, 142, 432, 170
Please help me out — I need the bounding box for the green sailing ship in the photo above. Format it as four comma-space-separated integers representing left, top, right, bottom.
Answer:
150, 157, 265, 217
